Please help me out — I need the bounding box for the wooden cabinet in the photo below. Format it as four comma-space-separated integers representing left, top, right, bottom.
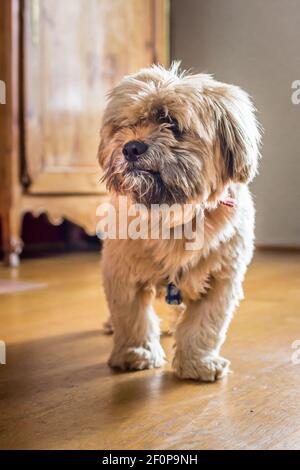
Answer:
0, 0, 169, 265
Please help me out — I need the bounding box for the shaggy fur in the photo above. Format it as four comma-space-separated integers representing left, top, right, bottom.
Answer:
98, 63, 261, 381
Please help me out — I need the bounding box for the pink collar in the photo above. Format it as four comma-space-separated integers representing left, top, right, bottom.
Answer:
219, 197, 235, 208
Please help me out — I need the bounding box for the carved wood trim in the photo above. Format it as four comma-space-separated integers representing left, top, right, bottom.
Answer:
21, 194, 109, 236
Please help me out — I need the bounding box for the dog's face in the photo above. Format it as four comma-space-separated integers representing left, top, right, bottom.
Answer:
98, 64, 260, 206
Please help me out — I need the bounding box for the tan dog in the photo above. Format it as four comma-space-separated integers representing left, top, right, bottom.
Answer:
98, 64, 261, 381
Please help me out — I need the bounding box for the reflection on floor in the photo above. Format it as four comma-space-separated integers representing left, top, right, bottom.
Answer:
0, 251, 300, 450
0, 279, 47, 295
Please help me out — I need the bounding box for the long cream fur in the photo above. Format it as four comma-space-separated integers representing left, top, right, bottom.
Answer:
98, 64, 261, 381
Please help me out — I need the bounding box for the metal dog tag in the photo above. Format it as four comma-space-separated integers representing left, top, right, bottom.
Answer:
166, 282, 182, 305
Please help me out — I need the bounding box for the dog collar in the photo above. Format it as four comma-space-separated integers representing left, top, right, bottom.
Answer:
166, 282, 182, 305
219, 197, 235, 208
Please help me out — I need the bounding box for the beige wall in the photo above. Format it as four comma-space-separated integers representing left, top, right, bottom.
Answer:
171, 0, 300, 246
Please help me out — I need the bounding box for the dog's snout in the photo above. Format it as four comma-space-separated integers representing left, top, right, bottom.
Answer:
122, 140, 148, 162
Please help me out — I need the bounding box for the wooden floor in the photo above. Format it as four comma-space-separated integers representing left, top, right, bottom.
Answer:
0, 250, 300, 450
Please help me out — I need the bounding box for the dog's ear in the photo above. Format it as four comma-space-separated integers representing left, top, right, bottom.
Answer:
98, 123, 113, 169
97, 136, 106, 169
210, 83, 261, 183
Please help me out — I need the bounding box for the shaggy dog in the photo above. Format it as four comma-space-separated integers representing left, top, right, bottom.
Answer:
98, 64, 261, 381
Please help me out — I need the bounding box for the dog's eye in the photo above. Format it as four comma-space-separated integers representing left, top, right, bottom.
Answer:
158, 115, 182, 139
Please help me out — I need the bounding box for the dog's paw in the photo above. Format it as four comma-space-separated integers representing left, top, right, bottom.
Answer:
173, 353, 230, 382
109, 342, 166, 371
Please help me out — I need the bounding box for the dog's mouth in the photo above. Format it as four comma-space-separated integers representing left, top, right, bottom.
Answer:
129, 167, 160, 178
126, 163, 160, 178
120, 164, 172, 205
103, 151, 191, 206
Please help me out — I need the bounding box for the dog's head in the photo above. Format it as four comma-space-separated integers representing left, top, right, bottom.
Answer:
98, 63, 261, 206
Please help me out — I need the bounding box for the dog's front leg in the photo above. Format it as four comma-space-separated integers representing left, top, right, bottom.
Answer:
173, 274, 243, 382
104, 269, 166, 371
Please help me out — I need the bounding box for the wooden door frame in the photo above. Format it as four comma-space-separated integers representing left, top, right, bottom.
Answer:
152, 0, 170, 66
0, 0, 23, 266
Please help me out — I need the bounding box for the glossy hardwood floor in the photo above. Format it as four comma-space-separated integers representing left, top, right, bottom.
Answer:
0, 250, 300, 450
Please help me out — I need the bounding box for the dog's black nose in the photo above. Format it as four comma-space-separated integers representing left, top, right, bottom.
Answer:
122, 140, 148, 162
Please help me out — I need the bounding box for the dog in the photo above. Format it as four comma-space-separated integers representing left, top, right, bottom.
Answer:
98, 63, 261, 381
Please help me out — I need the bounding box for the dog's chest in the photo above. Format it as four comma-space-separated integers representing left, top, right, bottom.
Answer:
142, 203, 237, 300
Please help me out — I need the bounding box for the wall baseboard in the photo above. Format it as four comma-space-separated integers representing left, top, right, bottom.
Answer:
256, 244, 300, 252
